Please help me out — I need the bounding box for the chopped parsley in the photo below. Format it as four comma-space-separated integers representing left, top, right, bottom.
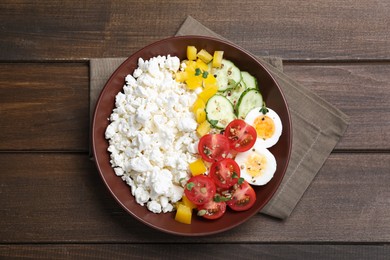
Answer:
259, 102, 269, 115
186, 182, 195, 191
214, 194, 231, 202
195, 68, 202, 76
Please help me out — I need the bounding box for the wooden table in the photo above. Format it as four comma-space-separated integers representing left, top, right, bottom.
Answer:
1, 1, 389, 258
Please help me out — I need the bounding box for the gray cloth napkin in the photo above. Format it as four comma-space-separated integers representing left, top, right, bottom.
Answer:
90, 16, 349, 219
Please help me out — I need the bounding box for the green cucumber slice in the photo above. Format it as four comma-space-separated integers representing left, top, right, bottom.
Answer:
236, 88, 263, 119
206, 94, 236, 129
213, 59, 242, 92
241, 71, 258, 89
225, 81, 247, 108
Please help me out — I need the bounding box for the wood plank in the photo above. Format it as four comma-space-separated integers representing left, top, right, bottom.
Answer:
1, 244, 389, 259
0, 0, 389, 61
1, 63, 387, 151
0, 63, 89, 151
283, 62, 390, 150
0, 153, 389, 243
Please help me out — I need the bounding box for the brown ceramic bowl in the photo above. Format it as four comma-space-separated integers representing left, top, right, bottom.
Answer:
92, 36, 292, 236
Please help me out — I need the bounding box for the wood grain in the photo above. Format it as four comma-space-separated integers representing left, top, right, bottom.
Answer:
0, 153, 388, 243
0, 0, 389, 61
0, 63, 89, 151
1, 244, 389, 259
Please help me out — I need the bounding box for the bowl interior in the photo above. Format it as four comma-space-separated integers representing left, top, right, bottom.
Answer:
92, 36, 292, 236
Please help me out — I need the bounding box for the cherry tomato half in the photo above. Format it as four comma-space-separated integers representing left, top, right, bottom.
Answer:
227, 181, 256, 211
197, 199, 227, 220
224, 119, 257, 152
198, 134, 230, 162
184, 175, 216, 205
209, 158, 241, 189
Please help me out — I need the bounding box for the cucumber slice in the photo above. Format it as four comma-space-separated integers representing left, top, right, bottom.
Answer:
212, 59, 242, 92
206, 94, 236, 129
241, 71, 258, 89
236, 89, 263, 119
225, 81, 247, 108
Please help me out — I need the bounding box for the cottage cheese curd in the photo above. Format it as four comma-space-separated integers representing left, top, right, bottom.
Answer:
105, 55, 199, 213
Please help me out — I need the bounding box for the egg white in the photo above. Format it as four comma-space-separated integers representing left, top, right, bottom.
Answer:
235, 143, 277, 186
245, 107, 282, 148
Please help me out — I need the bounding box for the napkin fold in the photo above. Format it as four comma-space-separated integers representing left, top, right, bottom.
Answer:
90, 16, 349, 219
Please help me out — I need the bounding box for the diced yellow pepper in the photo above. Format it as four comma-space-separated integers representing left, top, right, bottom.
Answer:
203, 74, 217, 87
184, 60, 197, 74
182, 195, 197, 210
185, 76, 202, 90
189, 158, 207, 176
195, 108, 206, 124
196, 120, 211, 136
198, 85, 218, 103
175, 204, 192, 224
187, 46, 197, 61
191, 97, 205, 114
196, 58, 209, 72
175, 71, 188, 82
197, 49, 213, 64
212, 51, 224, 68
207, 62, 213, 72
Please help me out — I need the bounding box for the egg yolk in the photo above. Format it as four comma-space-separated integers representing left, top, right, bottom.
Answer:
253, 116, 275, 140
245, 153, 267, 177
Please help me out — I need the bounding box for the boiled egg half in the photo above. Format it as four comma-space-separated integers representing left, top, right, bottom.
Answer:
245, 107, 282, 148
235, 143, 277, 186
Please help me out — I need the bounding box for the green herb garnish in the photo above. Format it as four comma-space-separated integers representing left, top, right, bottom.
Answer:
213, 194, 231, 202
259, 102, 269, 115
186, 182, 195, 191
195, 68, 202, 76
237, 177, 245, 185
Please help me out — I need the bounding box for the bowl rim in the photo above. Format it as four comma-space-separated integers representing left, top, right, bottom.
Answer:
91, 35, 292, 236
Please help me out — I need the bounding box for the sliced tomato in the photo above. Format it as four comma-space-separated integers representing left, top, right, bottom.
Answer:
209, 158, 241, 189
197, 199, 226, 220
224, 119, 256, 152
198, 134, 230, 162
227, 181, 256, 211
184, 175, 216, 205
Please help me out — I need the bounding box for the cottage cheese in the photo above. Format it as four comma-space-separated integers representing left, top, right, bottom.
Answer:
105, 55, 199, 213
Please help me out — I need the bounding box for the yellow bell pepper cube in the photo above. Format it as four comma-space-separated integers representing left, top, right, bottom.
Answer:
196, 58, 209, 72
175, 204, 192, 224
187, 46, 197, 61
212, 51, 224, 68
196, 120, 211, 136
197, 49, 213, 64
198, 85, 218, 103
191, 97, 205, 114
175, 71, 188, 82
203, 74, 217, 86
184, 59, 196, 67
182, 195, 197, 210
195, 108, 206, 124
185, 76, 202, 90
189, 158, 207, 176
184, 60, 197, 74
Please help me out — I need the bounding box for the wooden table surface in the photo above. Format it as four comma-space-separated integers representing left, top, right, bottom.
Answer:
1, 1, 389, 259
